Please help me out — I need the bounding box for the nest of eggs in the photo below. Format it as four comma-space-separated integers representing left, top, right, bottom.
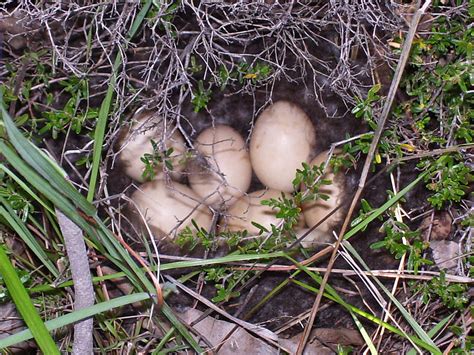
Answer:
101, 1, 404, 256
118, 100, 349, 251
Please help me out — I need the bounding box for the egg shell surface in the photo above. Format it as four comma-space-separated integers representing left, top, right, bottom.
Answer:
221, 189, 304, 235
131, 180, 212, 239
302, 150, 345, 243
250, 101, 316, 192
118, 111, 187, 182
189, 125, 252, 209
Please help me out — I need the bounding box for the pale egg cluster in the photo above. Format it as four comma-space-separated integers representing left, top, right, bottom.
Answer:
118, 101, 346, 247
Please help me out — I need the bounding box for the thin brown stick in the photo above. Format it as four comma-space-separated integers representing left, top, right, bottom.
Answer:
296, 1, 433, 353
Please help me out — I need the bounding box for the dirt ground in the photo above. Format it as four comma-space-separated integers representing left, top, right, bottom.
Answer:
0, 1, 472, 354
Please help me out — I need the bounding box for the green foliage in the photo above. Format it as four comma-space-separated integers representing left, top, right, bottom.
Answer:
419, 154, 473, 209
261, 192, 302, 231
448, 323, 473, 354
461, 211, 474, 228
351, 199, 384, 232
395, 12, 473, 209
337, 345, 353, 355
204, 267, 247, 302
351, 84, 381, 130
0, 175, 34, 222
214, 61, 272, 90
148, 0, 180, 31
418, 271, 469, 310
188, 56, 203, 74
176, 226, 258, 303
39, 99, 99, 139
140, 140, 175, 181
175, 220, 216, 251
1, 60, 99, 140
292, 161, 331, 204
235, 61, 272, 84
370, 220, 432, 274
190, 59, 272, 110
330, 151, 356, 173
349, 9, 473, 212
191, 80, 212, 113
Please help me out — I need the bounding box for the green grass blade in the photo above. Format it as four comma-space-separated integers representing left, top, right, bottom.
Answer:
128, 0, 153, 40
342, 241, 441, 354
0, 163, 55, 215
29, 252, 287, 294
160, 251, 286, 270
0, 141, 98, 238
87, 58, 118, 202
0, 244, 60, 354
0, 101, 96, 217
406, 314, 454, 355
285, 256, 439, 353
344, 171, 428, 240
0, 292, 152, 349
291, 279, 439, 353
0, 140, 150, 292
161, 303, 205, 353
285, 257, 377, 354
0, 202, 58, 277
349, 312, 377, 355
95, 221, 154, 292
87, 0, 152, 202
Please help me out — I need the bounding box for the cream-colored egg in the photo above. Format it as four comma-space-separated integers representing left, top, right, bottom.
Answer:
118, 111, 187, 182
220, 189, 288, 235
131, 180, 212, 240
250, 101, 316, 192
189, 125, 252, 209
301, 150, 345, 244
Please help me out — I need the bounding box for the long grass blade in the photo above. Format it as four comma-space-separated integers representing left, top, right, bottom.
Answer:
285, 255, 441, 353
87, 0, 152, 201
87, 58, 118, 202
342, 241, 441, 354
29, 252, 287, 294
0, 201, 58, 277
344, 171, 428, 240
0, 244, 60, 354
349, 313, 377, 355
161, 303, 204, 353
0, 100, 95, 217
0, 163, 54, 215
0, 140, 150, 293
406, 314, 454, 355
291, 279, 439, 353
0, 141, 99, 239
0, 114, 200, 351
0, 293, 152, 349
286, 258, 377, 354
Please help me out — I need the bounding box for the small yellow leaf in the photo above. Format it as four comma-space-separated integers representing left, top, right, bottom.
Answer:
400, 143, 416, 152
375, 153, 382, 164
243, 73, 257, 79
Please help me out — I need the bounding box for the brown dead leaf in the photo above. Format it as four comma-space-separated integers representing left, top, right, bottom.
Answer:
178, 308, 334, 354
0, 302, 34, 353
430, 240, 459, 272
420, 211, 453, 241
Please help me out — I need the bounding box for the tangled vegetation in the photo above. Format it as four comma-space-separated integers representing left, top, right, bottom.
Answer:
0, 1, 472, 354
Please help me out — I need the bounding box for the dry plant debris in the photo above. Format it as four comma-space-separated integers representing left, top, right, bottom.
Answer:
0, 0, 472, 354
